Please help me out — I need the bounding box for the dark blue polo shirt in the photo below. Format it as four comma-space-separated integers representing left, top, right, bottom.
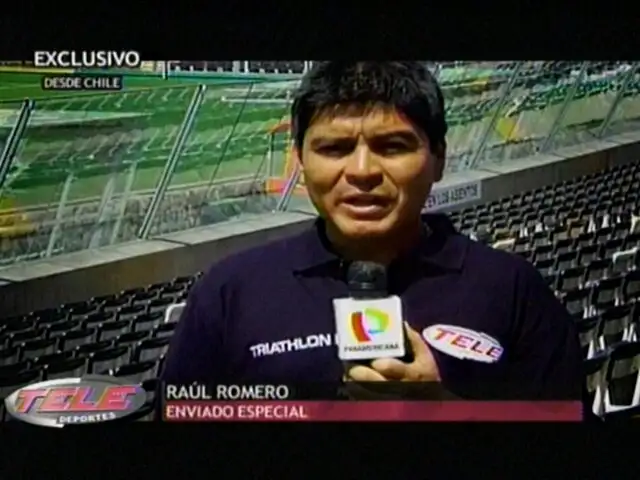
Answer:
161, 214, 583, 400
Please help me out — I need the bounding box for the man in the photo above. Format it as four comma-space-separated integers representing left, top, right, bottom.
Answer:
161, 62, 583, 401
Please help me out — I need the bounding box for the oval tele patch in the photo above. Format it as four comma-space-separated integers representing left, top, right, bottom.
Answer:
422, 324, 504, 363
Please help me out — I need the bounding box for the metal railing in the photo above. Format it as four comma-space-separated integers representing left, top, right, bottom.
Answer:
1, 61, 640, 266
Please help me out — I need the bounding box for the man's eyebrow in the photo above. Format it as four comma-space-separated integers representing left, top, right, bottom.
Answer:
308, 135, 356, 148
371, 131, 421, 142
308, 129, 420, 145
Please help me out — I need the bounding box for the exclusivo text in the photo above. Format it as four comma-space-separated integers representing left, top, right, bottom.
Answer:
33, 50, 141, 69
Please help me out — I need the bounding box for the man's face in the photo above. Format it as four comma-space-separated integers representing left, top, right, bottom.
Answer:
297, 106, 444, 240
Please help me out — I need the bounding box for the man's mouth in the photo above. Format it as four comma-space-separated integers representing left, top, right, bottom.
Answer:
341, 194, 392, 217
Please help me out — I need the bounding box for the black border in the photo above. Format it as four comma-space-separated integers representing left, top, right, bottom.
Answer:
1, 3, 639, 60
2, 3, 640, 477
0, 422, 638, 477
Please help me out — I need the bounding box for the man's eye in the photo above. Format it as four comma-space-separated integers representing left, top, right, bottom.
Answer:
379, 143, 410, 154
317, 145, 351, 156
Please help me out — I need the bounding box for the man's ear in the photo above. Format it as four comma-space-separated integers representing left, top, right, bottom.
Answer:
433, 142, 446, 182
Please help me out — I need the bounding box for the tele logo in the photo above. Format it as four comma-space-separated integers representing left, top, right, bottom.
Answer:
422, 324, 504, 363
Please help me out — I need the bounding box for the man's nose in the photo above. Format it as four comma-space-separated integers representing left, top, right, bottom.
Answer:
343, 145, 383, 190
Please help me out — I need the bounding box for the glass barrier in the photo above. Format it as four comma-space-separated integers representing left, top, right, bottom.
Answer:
541, 61, 636, 151
457, 61, 586, 168
146, 79, 293, 236
0, 85, 195, 264
599, 64, 640, 138
0, 100, 31, 264
438, 60, 522, 171
1, 62, 640, 267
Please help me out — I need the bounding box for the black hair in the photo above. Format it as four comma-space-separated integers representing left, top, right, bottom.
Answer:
291, 62, 448, 153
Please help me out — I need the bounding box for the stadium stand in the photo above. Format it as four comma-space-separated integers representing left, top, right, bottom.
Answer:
1, 61, 639, 266
2, 61, 640, 422
1, 159, 639, 422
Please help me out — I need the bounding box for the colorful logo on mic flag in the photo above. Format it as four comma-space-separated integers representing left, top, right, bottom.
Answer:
350, 308, 390, 342
334, 296, 405, 361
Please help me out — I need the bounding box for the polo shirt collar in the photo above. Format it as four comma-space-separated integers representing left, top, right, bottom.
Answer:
289, 213, 467, 274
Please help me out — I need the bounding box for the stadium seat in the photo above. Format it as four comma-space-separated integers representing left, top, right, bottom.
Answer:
612, 247, 638, 274
597, 304, 634, 348
602, 341, 640, 413
148, 298, 175, 314
116, 331, 152, 350
111, 360, 158, 383
623, 271, 640, 302
60, 328, 97, 351
134, 338, 170, 363
577, 315, 601, 359
0, 346, 20, 365
131, 312, 165, 332
45, 357, 86, 380
32, 350, 74, 368
117, 305, 147, 322
154, 322, 178, 339
164, 302, 186, 324
584, 353, 608, 416
556, 266, 584, 291
21, 338, 57, 361
89, 346, 129, 374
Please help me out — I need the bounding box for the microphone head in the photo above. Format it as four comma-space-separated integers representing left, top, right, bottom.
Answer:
346, 261, 387, 296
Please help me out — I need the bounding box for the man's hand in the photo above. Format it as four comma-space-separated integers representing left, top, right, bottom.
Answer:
345, 323, 441, 382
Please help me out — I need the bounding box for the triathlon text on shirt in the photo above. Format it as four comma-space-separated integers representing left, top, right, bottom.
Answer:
249, 333, 337, 358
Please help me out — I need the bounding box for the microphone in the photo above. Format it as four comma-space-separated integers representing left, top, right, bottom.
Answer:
346, 261, 388, 299
333, 261, 414, 364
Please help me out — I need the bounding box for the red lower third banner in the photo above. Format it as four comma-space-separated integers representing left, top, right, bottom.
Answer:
163, 401, 583, 422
